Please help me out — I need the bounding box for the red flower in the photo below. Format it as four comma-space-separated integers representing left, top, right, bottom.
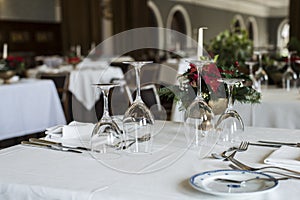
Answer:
189, 63, 197, 73
202, 64, 222, 93
68, 57, 81, 64
5, 56, 25, 70
184, 63, 222, 93
234, 60, 239, 67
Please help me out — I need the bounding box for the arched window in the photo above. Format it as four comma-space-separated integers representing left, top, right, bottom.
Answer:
246, 17, 259, 47
166, 5, 192, 49
147, 1, 164, 56
232, 15, 245, 33
248, 22, 254, 40
171, 11, 186, 34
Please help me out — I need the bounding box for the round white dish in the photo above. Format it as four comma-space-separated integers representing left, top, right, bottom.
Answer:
190, 169, 278, 197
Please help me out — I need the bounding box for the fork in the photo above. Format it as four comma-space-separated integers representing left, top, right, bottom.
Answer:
211, 141, 249, 159
226, 151, 300, 175
221, 141, 249, 158
229, 164, 299, 180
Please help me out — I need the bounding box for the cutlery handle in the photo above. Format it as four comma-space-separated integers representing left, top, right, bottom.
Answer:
258, 141, 297, 146
29, 138, 90, 151
249, 143, 281, 148
29, 138, 61, 145
21, 141, 82, 154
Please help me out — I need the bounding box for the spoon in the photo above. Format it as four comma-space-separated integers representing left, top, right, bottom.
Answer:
215, 177, 287, 185
211, 146, 238, 159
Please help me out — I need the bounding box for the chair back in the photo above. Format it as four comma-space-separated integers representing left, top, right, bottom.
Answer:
38, 72, 71, 122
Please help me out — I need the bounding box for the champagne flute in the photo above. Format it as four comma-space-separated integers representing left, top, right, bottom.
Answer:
122, 61, 154, 153
184, 59, 215, 157
282, 51, 298, 91
90, 83, 123, 157
216, 78, 244, 145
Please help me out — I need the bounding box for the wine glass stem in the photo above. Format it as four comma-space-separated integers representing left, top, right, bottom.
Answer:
102, 89, 110, 119
227, 84, 234, 109
196, 65, 203, 99
135, 65, 142, 101
259, 53, 262, 69
249, 65, 253, 75
288, 53, 291, 68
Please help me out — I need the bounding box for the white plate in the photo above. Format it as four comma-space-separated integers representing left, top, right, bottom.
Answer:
190, 169, 278, 197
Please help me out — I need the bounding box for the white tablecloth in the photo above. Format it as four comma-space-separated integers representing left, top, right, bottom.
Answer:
234, 88, 300, 129
172, 88, 300, 129
0, 79, 66, 140
68, 67, 124, 110
0, 121, 300, 199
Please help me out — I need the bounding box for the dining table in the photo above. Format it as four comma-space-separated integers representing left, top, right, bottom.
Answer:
0, 79, 66, 140
0, 120, 300, 200
69, 64, 124, 123
171, 87, 300, 129
234, 87, 300, 129
28, 60, 125, 123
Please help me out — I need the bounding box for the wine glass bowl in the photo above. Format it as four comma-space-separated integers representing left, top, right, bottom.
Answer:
90, 83, 123, 154
122, 61, 154, 153
216, 78, 244, 145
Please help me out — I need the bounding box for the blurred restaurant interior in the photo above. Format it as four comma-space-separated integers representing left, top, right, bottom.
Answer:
0, 0, 300, 144
2, 0, 300, 199
1, 0, 299, 146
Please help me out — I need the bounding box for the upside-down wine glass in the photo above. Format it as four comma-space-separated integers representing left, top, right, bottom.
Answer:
122, 61, 154, 153
245, 60, 259, 90
254, 50, 268, 91
184, 59, 215, 156
282, 51, 298, 91
90, 83, 123, 157
216, 78, 244, 145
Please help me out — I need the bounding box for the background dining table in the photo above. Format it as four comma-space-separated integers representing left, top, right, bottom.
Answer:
171, 87, 300, 129
234, 88, 300, 129
0, 121, 299, 200
0, 79, 66, 140
27, 60, 125, 123
69, 65, 124, 122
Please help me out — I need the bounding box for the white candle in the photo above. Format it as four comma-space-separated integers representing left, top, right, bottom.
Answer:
3, 43, 8, 59
197, 27, 207, 60
91, 42, 96, 50
76, 45, 81, 57
175, 42, 180, 51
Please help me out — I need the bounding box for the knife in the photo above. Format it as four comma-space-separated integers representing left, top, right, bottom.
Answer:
29, 138, 91, 151
258, 140, 300, 147
249, 142, 282, 148
21, 141, 82, 153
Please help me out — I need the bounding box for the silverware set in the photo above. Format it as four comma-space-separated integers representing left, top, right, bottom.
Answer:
21, 140, 83, 154
21, 135, 151, 153
218, 140, 300, 181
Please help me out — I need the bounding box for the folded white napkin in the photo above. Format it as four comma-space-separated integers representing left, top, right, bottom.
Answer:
7, 75, 20, 83
264, 145, 300, 171
45, 121, 95, 141
62, 121, 94, 141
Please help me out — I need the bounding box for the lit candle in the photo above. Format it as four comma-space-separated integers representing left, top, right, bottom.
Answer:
3, 43, 8, 59
197, 27, 207, 60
